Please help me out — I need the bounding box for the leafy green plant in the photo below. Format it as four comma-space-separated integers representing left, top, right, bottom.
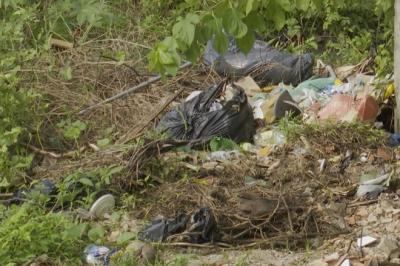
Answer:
210, 137, 238, 151
0, 0, 115, 190
0, 204, 87, 265
56, 165, 123, 209
57, 119, 88, 141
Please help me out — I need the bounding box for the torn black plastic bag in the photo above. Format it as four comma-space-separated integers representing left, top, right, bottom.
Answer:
203, 38, 314, 87
188, 207, 218, 243
137, 214, 188, 242
157, 81, 255, 143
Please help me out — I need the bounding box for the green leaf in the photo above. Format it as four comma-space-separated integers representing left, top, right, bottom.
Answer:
210, 137, 238, 151
78, 177, 94, 187
266, 1, 287, 30
88, 225, 105, 242
115, 51, 125, 65
96, 138, 110, 148
172, 13, 200, 48
213, 32, 229, 54
243, 12, 266, 32
60, 66, 72, 81
116, 232, 136, 245
311, 0, 323, 9
236, 30, 255, 54
63, 223, 87, 239
185, 41, 201, 62
277, 0, 292, 11
296, 0, 310, 11
222, 8, 247, 38
246, 0, 255, 15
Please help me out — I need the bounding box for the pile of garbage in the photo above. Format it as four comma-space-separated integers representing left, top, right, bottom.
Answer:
133, 38, 399, 254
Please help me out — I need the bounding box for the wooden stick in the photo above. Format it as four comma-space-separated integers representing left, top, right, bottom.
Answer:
50, 38, 73, 49
79, 61, 192, 114
27, 144, 86, 159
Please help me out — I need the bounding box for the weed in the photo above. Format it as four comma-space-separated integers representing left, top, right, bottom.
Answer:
56, 165, 123, 209
0, 204, 87, 265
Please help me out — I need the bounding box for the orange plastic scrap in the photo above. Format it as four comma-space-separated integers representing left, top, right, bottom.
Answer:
318, 94, 379, 122
356, 95, 379, 121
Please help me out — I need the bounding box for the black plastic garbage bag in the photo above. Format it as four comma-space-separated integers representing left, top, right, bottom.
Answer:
203, 38, 314, 86
138, 208, 218, 243
188, 207, 218, 243
157, 81, 255, 143
138, 214, 188, 242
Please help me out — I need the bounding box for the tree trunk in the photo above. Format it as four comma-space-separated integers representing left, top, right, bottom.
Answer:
395, 0, 400, 132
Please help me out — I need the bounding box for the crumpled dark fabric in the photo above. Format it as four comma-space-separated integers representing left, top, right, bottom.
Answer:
138, 214, 188, 242
157, 81, 255, 143
203, 38, 314, 87
138, 208, 218, 243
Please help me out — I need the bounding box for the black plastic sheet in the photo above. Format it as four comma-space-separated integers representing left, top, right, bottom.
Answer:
157, 81, 255, 143
204, 38, 314, 86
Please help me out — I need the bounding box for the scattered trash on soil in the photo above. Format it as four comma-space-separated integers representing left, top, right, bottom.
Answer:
84, 244, 117, 266
356, 173, 390, 199
138, 214, 188, 242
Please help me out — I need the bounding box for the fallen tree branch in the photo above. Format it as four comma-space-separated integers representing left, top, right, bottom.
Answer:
79, 61, 192, 114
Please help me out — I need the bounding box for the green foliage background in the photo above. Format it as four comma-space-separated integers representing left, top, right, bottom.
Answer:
0, 0, 396, 263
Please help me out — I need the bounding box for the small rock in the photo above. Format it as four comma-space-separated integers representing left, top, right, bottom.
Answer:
375, 236, 400, 259
324, 252, 339, 263
141, 244, 156, 263
367, 213, 378, 224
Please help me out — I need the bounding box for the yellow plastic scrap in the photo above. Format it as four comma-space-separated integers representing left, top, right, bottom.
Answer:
334, 79, 343, 86
384, 83, 395, 99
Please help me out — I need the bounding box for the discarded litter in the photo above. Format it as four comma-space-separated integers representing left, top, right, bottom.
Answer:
340, 259, 351, 266
84, 244, 117, 266
138, 207, 217, 243
234, 76, 261, 97
203, 38, 314, 86
138, 214, 188, 242
157, 81, 255, 143
356, 173, 390, 199
188, 207, 218, 243
357, 235, 378, 247
254, 129, 286, 147
260, 89, 301, 124
89, 194, 115, 219
318, 94, 379, 122
207, 150, 241, 161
